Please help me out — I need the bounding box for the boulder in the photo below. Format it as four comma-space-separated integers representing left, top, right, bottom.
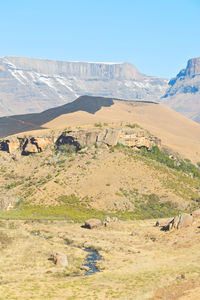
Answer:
84, 218, 102, 229
50, 252, 68, 267
102, 129, 120, 146
112, 217, 119, 222
167, 213, 193, 230
80, 265, 90, 271
105, 216, 111, 223
23, 143, 38, 154
31, 137, 53, 152
8, 140, 20, 153
118, 130, 160, 150
192, 209, 200, 218
177, 213, 193, 229
0, 139, 20, 153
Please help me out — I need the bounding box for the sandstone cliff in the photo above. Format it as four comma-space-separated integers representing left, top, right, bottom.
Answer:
0, 127, 161, 156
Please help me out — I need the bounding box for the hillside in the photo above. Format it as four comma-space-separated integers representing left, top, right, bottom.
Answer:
1, 99, 200, 299
0, 123, 200, 213
1, 95, 200, 162
0, 56, 167, 116
1, 117, 200, 214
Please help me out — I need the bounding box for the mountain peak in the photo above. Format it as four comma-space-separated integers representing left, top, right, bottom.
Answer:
185, 57, 200, 77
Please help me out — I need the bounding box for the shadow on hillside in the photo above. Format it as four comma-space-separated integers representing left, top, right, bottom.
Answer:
0, 95, 157, 138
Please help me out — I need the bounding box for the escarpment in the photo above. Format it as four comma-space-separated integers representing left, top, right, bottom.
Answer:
0, 127, 161, 156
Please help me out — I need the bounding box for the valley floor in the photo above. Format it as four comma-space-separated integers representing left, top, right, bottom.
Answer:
0, 218, 200, 299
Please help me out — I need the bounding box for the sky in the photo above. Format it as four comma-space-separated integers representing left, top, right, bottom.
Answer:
0, 0, 200, 78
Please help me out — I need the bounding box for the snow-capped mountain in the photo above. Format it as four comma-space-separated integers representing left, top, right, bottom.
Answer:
0, 56, 168, 116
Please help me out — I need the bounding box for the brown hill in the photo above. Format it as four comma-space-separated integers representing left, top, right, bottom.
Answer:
2, 95, 200, 162
42, 96, 200, 163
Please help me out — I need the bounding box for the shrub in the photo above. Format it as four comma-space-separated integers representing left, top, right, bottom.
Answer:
57, 194, 80, 205
126, 123, 141, 129
5, 180, 24, 190
140, 146, 200, 178
56, 144, 76, 155
118, 190, 181, 220
94, 122, 102, 127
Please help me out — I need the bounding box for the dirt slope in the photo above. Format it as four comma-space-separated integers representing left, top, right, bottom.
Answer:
43, 98, 200, 162
2, 95, 200, 162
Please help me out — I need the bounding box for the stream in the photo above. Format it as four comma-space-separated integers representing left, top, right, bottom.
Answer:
83, 248, 102, 276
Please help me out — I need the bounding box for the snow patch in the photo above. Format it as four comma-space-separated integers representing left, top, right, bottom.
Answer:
8, 69, 26, 85
70, 61, 123, 65
39, 76, 58, 92
55, 76, 79, 96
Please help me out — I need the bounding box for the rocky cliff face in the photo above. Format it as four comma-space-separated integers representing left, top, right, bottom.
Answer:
162, 57, 200, 122
0, 56, 168, 116
163, 57, 200, 98
0, 127, 161, 156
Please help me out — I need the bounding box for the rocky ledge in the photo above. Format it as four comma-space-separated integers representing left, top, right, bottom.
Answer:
0, 127, 161, 156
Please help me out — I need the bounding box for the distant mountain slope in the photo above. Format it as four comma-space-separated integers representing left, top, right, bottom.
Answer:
1, 95, 200, 163
0, 96, 154, 137
162, 57, 200, 122
0, 56, 168, 116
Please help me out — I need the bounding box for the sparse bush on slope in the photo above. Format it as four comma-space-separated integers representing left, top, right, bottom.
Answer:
140, 146, 200, 178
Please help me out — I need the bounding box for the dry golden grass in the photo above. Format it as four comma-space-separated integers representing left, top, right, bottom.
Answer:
0, 142, 198, 211
0, 219, 200, 299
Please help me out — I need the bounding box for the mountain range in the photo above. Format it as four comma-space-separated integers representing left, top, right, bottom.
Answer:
0, 56, 167, 116
1, 56, 200, 123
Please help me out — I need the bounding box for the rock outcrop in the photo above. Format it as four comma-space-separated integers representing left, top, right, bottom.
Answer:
50, 252, 68, 267
0, 127, 161, 156
0, 136, 54, 155
56, 128, 161, 151
166, 213, 193, 231
84, 219, 103, 229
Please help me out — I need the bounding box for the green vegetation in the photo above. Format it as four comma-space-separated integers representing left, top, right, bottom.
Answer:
112, 143, 200, 180
118, 189, 182, 220
57, 194, 80, 205
140, 146, 200, 178
5, 180, 24, 190
55, 144, 77, 155
0, 192, 182, 221
94, 122, 102, 127
0, 203, 111, 222
126, 123, 141, 129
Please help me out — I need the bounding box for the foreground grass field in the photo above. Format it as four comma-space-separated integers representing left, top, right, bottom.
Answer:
0, 219, 200, 299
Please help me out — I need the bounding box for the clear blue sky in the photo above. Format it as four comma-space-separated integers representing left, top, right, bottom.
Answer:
0, 0, 200, 78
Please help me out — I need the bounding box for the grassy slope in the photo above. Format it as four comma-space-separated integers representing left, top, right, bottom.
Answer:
0, 137, 200, 220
